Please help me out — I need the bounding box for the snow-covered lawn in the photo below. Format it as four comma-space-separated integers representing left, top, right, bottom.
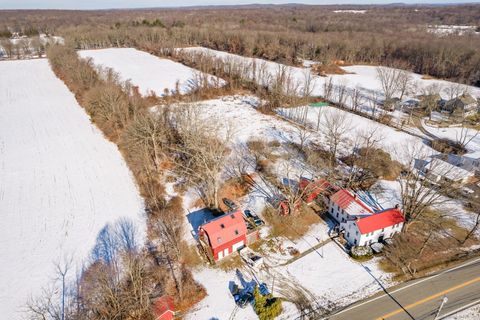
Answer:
79, 48, 224, 96
0, 59, 145, 319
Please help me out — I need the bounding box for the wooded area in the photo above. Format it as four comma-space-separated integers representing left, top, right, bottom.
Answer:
1, 4, 480, 86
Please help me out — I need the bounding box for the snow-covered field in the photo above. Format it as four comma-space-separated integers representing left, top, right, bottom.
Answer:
79, 48, 224, 96
0, 59, 145, 319
180, 47, 480, 120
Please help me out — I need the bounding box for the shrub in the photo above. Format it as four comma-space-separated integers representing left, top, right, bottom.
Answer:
430, 138, 466, 155
254, 286, 283, 320
351, 246, 373, 260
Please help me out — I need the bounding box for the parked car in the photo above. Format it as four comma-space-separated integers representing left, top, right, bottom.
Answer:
244, 209, 264, 226
222, 198, 238, 211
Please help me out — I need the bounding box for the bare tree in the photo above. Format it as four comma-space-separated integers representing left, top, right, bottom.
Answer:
420, 83, 442, 120
376, 66, 401, 101
455, 124, 480, 150
397, 144, 458, 229
397, 69, 413, 100
321, 109, 352, 166
171, 105, 233, 210
349, 86, 364, 112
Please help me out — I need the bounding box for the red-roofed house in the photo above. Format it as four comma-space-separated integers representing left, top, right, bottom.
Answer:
152, 295, 174, 320
341, 208, 405, 246
327, 189, 374, 223
199, 211, 247, 261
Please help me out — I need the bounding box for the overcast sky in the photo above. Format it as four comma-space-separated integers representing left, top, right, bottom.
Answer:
0, 0, 477, 10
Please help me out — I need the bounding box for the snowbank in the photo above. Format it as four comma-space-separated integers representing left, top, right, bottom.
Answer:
0, 59, 145, 319
79, 48, 224, 96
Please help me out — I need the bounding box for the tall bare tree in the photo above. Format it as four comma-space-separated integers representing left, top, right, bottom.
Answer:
321, 109, 352, 166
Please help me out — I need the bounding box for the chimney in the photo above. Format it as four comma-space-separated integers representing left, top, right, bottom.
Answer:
395, 204, 400, 209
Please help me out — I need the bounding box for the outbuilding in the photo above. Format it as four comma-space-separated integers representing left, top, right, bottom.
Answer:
152, 295, 175, 320
199, 211, 247, 261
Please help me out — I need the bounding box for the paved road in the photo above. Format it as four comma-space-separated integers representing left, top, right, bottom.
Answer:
327, 258, 480, 320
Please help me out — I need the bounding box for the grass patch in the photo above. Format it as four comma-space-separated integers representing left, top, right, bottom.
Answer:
262, 205, 321, 240
215, 254, 244, 271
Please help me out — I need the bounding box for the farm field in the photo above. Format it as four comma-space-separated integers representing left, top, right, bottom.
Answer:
0, 59, 145, 319
79, 48, 224, 96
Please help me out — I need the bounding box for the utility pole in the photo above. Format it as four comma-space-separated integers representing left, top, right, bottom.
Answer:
434, 296, 448, 320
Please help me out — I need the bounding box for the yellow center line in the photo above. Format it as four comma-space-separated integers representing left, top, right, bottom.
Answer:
375, 276, 480, 320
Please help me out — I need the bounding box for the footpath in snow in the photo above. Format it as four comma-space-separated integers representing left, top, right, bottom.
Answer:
0, 59, 145, 319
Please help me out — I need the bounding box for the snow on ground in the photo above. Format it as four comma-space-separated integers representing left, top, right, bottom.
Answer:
422, 120, 480, 155
445, 303, 480, 319
274, 241, 390, 306
79, 48, 224, 96
0, 59, 145, 319
187, 267, 258, 320
174, 96, 397, 318
277, 104, 435, 165
181, 47, 480, 119
427, 25, 480, 36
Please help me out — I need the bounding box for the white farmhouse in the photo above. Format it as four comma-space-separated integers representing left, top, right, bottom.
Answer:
341, 208, 405, 247
327, 189, 374, 224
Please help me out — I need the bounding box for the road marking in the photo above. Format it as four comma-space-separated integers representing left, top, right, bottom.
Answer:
326, 257, 480, 318
375, 276, 480, 320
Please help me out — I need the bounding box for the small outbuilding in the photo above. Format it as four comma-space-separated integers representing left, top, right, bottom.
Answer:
153, 295, 175, 320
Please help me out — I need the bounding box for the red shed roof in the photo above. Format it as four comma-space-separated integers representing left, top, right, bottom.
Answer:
356, 208, 405, 234
153, 295, 174, 319
330, 189, 373, 215
200, 211, 247, 249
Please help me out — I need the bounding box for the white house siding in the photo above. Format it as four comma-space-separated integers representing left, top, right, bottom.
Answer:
342, 221, 404, 247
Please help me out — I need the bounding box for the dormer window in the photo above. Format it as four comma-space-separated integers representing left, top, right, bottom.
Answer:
217, 237, 222, 243
220, 223, 225, 229
234, 229, 239, 235
231, 214, 235, 219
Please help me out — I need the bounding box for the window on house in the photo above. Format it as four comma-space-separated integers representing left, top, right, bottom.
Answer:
356, 231, 358, 235
336, 212, 339, 218
231, 214, 235, 219
354, 239, 357, 245
347, 232, 350, 237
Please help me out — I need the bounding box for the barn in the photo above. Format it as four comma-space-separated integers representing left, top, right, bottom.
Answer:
199, 210, 247, 261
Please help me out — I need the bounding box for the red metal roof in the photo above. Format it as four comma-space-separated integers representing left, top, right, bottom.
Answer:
330, 189, 373, 215
200, 211, 247, 249
356, 208, 405, 234
153, 295, 174, 319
